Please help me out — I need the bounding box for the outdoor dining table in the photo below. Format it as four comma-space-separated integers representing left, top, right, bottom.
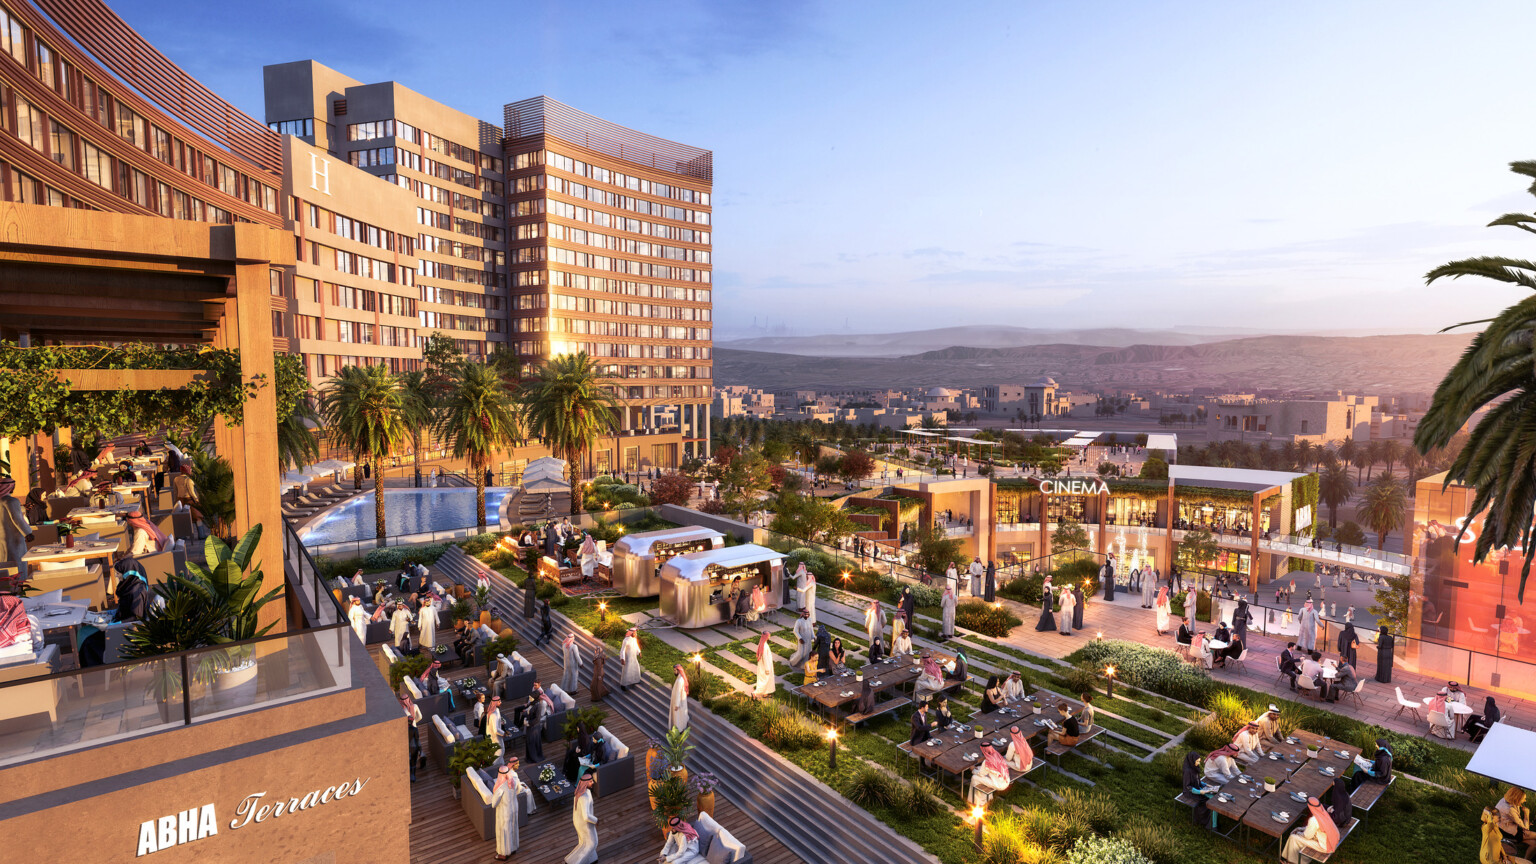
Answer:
1289, 732, 1361, 768
1248, 747, 1306, 780
1282, 762, 1342, 799
20, 538, 119, 579
1421, 695, 1476, 730
111, 482, 153, 513
21, 596, 89, 657
1241, 790, 1305, 848
1208, 774, 1266, 828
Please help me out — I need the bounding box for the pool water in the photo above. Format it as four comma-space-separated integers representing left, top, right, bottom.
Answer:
300, 488, 508, 546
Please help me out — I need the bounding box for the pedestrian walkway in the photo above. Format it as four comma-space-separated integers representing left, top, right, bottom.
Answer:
990, 591, 1530, 752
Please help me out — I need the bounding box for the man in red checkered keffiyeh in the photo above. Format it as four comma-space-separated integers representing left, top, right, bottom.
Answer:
0, 595, 33, 650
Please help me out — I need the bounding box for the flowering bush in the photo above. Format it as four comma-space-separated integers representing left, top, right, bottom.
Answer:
1066, 834, 1153, 864
1070, 639, 1214, 706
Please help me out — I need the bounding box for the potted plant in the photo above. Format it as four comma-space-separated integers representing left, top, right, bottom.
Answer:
118, 574, 232, 722
649, 774, 696, 829
482, 632, 520, 677
563, 705, 608, 741
1264, 777, 1277, 793
646, 736, 663, 781
449, 598, 475, 626
447, 737, 500, 799
689, 771, 719, 817
389, 654, 432, 692
660, 727, 694, 784
56, 520, 77, 549
1305, 744, 1320, 759
184, 525, 282, 697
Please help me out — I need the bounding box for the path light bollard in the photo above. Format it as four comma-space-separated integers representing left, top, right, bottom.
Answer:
826, 727, 839, 771
1105, 666, 1116, 699
598, 600, 608, 622
972, 805, 985, 849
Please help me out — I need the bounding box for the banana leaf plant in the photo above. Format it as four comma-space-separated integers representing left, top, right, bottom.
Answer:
182, 524, 282, 671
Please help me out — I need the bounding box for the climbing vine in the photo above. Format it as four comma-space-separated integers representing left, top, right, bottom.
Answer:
1289, 473, 1321, 573
0, 342, 269, 437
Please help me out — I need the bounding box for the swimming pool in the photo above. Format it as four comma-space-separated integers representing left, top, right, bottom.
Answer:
299, 488, 509, 546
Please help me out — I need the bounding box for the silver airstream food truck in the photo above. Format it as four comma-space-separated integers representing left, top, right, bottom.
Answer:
658, 544, 784, 629
609, 526, 726, 598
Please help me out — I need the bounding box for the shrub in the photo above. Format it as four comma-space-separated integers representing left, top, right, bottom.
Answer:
362, 543, 453, 572
1060, 788, 1120, 833
955, 599, 1023, 636
563, 705, 607, 740
1386, 734, 1439, 774
1016, 807, 1059, 848
1066, 834, 1153, 864
1070, 640, 1214, 706
762, 707, 823, 750
1063, 664, 1100, 697
590, 618, 628, 641
460, 532, 504, 555
447, 736, 499, 783
982, 810, 1062, 864
1115, 819, 1180, 864
388, 654, 430, 691
649, 473, 695, 507
905, 777, 946, 817
649, 774, 696, 829
841, 764, 904, 809
482, 633, 519, 670
1185, 714, 1233, 753
999, 573, 1047, 605
878, 573, 943, 607
1048, 811, 1092, 851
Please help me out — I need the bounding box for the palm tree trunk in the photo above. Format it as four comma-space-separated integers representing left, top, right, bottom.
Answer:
569, 449, 581, 516
474, 460, 487, 530
373, 456, 386, 546
412, 430, 422, 489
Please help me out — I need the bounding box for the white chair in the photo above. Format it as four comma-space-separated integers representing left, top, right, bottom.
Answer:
1468, 616, 1490, 634
1296, 674, 1320, 701
1393, 686, 1422, 723
1345, 678, 1366, 710
1230, 647, 1250, 674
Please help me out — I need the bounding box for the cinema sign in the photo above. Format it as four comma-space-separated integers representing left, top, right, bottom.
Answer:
1039, 479, 1109, 496
136, 776, 371, 856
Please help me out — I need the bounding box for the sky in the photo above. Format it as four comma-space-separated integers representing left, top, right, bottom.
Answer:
110, 0, 1536, 341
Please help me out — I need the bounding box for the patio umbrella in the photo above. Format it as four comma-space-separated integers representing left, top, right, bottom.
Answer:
1466, 724, 1536, 789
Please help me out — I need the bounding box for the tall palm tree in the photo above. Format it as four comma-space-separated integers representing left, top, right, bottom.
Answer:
1350, 446, 1370, 484
277, 396, 320, 474
438, 361, 521, 530
1295, 439, 1314, 471
1364, 439, 1385, 481
1336, 438, 1357, 474
319, 364, 408, 544
1400, 447, 1426, 496
1380, 439, 1405, 476
399, 370, 438, 488
518, 352, 619, 515
1416, 163, 1536, 599
1318, 460, 1355, 528
1358, 471, 1407, 551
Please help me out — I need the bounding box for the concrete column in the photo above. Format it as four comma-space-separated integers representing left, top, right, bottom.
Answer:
703, 409, 711, 459
5, 438, 29, 496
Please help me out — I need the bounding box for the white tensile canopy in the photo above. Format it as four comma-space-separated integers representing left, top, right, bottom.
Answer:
520, 457, 570, 492
1466, 723, 1536, 789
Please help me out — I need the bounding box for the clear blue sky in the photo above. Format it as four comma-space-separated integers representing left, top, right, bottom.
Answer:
112, 0, 1536, 340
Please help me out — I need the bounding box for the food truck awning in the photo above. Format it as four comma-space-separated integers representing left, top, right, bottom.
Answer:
1466, 724, 1536, 789
613, 525, 724, 555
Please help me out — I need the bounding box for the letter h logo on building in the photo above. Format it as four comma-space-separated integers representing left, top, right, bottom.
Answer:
309, 153, 331, 196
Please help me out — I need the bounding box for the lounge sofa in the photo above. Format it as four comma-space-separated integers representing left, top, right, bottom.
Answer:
694, 812, 753, 863
591, 724, 635, 798
545, 683, 576, 743
495, 652, 536, 704
460, 766, 496, 841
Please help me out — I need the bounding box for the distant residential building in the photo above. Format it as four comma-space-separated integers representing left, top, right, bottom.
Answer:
1206, 398, 1362, 444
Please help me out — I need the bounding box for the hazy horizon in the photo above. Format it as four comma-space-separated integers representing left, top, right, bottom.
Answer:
110, 0, 1536, 341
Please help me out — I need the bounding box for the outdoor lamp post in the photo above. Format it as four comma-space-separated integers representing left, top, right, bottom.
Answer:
971, 804, 985, 849
841, 571, 851, 589
1096, 631, 1103, 641
598, 601, 608, 622
1105, 665, 1116, 698
826, 727, 839, 771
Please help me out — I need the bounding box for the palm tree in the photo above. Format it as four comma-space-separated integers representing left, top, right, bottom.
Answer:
399, 370, 438, 488
1318, 461, 1355, 528
1350, 445, 1370, 484
1400, 447, 1426, 495
1379, 439, 1405, 476
277, 395, 320, 474
438, 361, 521, 530
1364, 439, 1385, 481
319, 364, 408, 544
1416, 165, 1536, 599
1336, 438, 1357, 473
517, 352, 619, 515
1358, 471, 1407, 551
1295, 439, 1314, 471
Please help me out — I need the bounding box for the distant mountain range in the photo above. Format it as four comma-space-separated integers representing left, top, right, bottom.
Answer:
715, 333, 1474, 394
717, 325, 1427, 358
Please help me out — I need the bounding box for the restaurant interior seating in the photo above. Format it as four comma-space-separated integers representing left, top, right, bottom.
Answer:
27, 564, 106, 610
590, 724, 634, 798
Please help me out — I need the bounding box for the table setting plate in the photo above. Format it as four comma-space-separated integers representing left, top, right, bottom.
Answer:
1272, 812, 1292, 823
45, 608, 70, 617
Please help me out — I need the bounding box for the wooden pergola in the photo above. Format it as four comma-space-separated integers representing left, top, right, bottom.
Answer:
0, 203, 293, 629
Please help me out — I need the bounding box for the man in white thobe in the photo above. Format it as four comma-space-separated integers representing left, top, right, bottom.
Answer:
788, 609, 814, 669
619, 629, 643, 692
417, 599, 439, 650
968, 557, 985, 596
348, 598, 368, 643
565, 773, 599, 864
485, 758, 535, 860
560, 634, 582, 694
390, 602, 412, 648
669, 664, 690, 732
796, 567, 817, 625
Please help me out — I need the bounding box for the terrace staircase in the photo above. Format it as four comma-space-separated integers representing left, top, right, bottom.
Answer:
434, 547, 940, 864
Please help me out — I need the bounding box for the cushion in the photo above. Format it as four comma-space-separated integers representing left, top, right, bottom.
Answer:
716, 829, 747, 862
33, 560, 82, 572
705, 842, 731, 864
478, 624, 496, 641
403, 677, 424, 698
465, 767, 490, 799
432, 714, 454, 743
695, 812, 722, 850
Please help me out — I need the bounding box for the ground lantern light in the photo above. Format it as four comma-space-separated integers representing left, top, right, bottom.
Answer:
826, 727, 839, 771
598, 600, 608, 622
1105, 665, 1117, 698
971, 804, 985, 848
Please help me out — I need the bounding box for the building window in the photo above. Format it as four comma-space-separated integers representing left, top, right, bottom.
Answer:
268, 118, 314, 137
14, 94, 43, 151
1300, 420, 1309, 434
271, 311, 285, 337
48, 120, 74, 170
269, 269, 284, 296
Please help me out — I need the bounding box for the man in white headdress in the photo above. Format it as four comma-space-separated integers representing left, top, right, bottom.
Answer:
788, 608, 814, 669
417, 596, 439, 649
390, 601, 413, 648
561, 633, 583, 694
797, 565, 817, 625
619, 628, 643, 692
481, 756, 536, 860
968, 557, 985, 596
348, 597, 368, 643
669, 663, 690, 732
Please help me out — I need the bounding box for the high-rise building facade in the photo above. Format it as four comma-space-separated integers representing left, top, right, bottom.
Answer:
265, 61, 509, 361
504, 96, 714, 464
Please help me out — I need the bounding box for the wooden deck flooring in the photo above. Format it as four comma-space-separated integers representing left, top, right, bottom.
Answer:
387, 638, 806, 864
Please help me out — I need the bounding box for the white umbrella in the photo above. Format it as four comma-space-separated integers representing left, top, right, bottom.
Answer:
310, 459, 355, 474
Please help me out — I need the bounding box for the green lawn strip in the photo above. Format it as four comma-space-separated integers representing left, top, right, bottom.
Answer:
1087, 714, 1162, 751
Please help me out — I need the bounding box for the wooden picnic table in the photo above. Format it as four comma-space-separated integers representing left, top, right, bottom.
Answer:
1281, 764, 1338, 799
1290, 731, 1361, 769
1209, 774, 1267, 822
1241, 790, 1305, 841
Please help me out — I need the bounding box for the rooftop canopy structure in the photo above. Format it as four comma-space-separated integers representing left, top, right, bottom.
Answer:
1466, 723, 1536, 789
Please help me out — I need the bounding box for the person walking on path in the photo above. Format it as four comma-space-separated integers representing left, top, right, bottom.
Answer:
1057, 587, 1076, 636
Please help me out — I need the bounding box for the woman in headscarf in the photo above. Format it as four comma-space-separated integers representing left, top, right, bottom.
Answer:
969, 742, 1011, 805
669, 663, 690, 732
1281, 796, 1340, 864
22, 485, 46, 526
566, 770, 599, 864
899, 585, 916, 627
563, 721, 593, 783
1032, 574, 1056, 630
947, 649, 969, 682
1233, 597, 1251, 644
1427, 688, 1455, 739
124, 507, 169, 556
1467, 696, 1502, 742
1183, 751, 1217, 828
914, 655, 945, 700
797, 564, 817, 625
0, 477, 33, 567
984, 561, 997, 603
1326, 775, 1352, 828
1154, 585, 1171, 635
1375, 624, 1395, 683
854, 670, 877, 716
659, 815, 705, 864
1349, 738, 1392, 792
1337, 621, 1360, 667
588, 646, 609, 701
